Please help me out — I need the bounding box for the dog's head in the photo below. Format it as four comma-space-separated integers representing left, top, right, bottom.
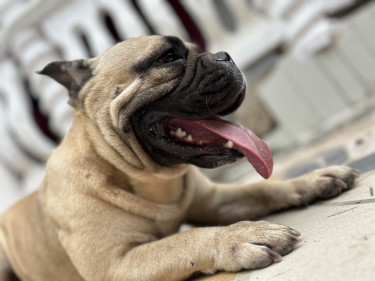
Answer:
39, 35, 272, 178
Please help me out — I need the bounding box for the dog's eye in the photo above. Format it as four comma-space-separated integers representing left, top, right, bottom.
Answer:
157, 52, 181, 64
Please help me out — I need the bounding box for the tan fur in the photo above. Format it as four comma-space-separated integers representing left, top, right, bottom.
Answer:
0, 36, 358, 281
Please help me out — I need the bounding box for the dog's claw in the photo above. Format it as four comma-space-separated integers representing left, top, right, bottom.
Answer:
333, 178, 347, 188
352, 169, 360, 178
299, 196, 309, 207
289, 228, 301, 237
268, 249, 282, 262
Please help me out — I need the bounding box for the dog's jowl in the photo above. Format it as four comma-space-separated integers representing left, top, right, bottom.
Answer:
0, 36, 359, 281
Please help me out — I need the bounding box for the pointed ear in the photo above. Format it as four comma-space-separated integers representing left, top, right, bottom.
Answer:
37, 59, 94, 101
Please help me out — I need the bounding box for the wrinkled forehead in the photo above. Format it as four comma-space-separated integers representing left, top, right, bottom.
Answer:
121, 35, 199, 54
96, 35, 195, 70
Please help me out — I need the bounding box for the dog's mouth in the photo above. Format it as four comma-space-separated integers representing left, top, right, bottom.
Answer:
166, 117, 272, 178
131, 92, 273, 179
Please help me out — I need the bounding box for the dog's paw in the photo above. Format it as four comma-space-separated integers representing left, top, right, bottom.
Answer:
214, 221, 300, 272
289, 165, 359, 206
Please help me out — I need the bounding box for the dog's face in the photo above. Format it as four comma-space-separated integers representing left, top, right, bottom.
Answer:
39, 35, 272, 178
128, 36, 246, 168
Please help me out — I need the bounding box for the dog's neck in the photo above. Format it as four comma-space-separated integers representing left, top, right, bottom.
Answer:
64, 112, 189, 204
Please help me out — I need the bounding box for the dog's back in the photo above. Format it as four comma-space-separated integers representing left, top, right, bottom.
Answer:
0, 193, 80, 281
0, 250, 20, 281
0, 256, 19, 281
0, 193, 41, 281
1, 209, 21, 281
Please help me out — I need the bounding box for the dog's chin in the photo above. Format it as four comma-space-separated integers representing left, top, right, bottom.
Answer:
130, 87, 246, 169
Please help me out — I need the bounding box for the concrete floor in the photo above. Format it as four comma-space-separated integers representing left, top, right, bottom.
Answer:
235, 171, 375, 281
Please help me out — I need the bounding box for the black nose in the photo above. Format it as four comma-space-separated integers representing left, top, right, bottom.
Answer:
212, 52, 233, 62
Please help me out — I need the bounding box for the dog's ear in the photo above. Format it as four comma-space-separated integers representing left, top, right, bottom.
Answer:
37, 59, 94, 105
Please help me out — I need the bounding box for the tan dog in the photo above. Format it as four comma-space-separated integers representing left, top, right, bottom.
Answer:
0, 35, 358, 281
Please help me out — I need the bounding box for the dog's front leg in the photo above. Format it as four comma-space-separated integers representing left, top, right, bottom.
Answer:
186, 166, 359, 225
60, 222, 299, 281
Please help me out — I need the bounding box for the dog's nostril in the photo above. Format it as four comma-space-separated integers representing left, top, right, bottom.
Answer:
213, 52, 232, 62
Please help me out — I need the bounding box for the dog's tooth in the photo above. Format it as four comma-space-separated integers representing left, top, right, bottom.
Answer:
185, 135, 193, 142
223, 140, 234, 149
175, 127, 187, 138
170, 130, 175, 136
175, 128, 182, 136
198, 141, 203, 145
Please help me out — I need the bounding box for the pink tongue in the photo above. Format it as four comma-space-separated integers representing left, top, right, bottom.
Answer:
195, 119, 273, 179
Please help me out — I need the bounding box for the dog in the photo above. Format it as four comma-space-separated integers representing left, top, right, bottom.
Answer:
0, 35, 358, 281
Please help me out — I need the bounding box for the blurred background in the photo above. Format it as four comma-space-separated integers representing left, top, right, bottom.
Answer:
1, 0, 374, 213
